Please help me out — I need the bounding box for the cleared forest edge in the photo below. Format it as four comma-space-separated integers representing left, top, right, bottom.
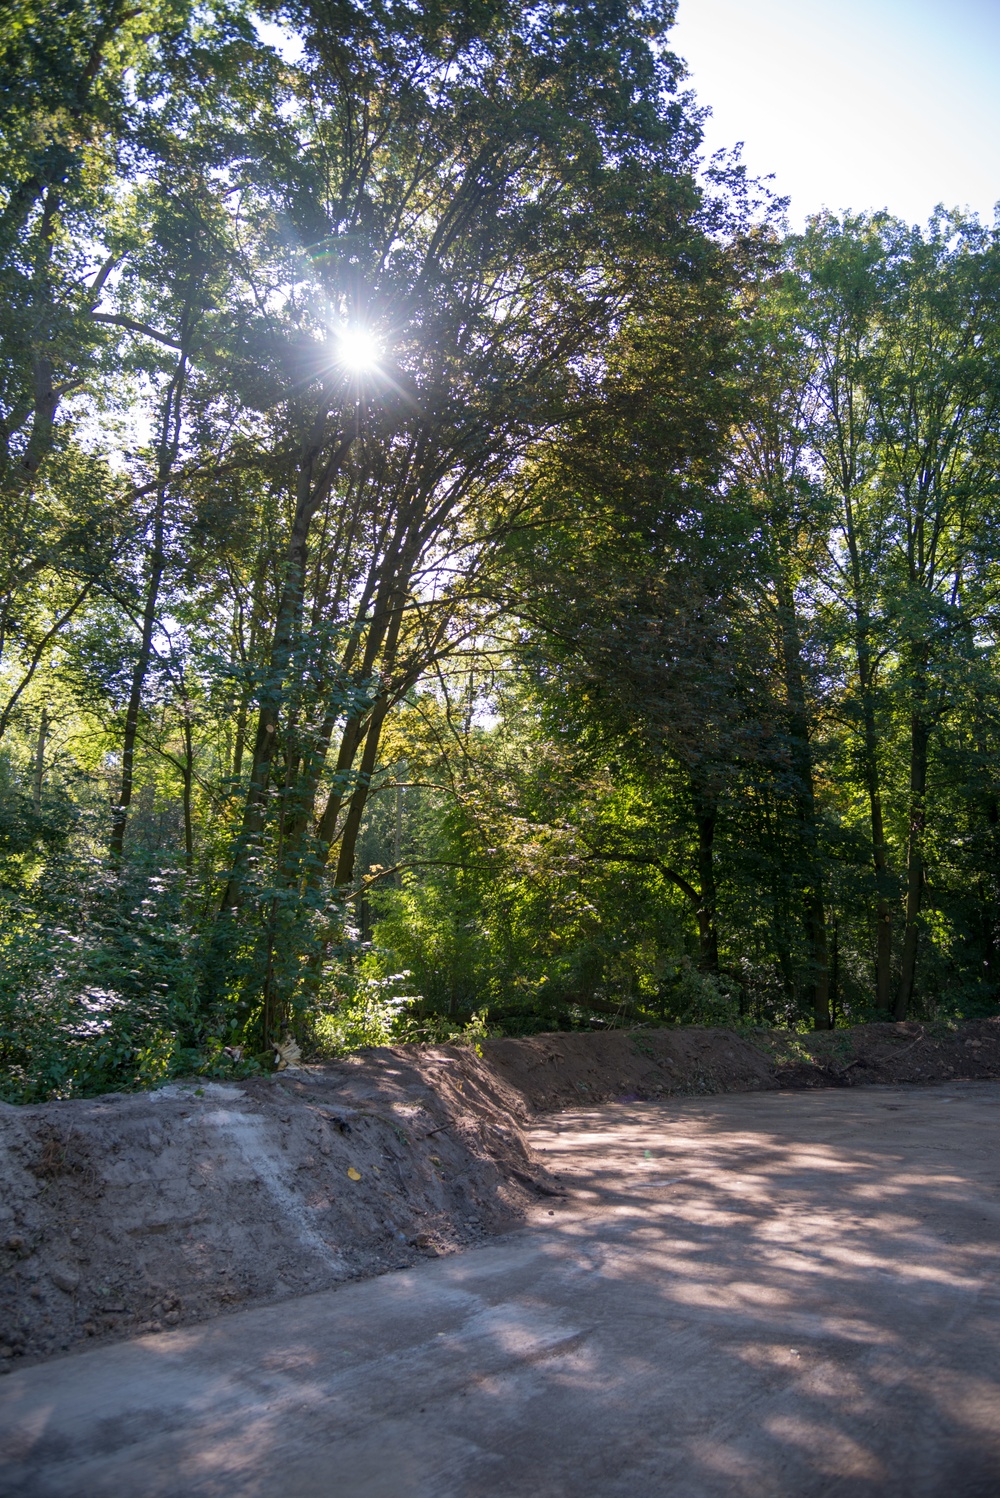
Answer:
2, 1017, 998, 1369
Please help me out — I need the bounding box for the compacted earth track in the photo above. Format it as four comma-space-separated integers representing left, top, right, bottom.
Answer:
2, 1081, 999, 1497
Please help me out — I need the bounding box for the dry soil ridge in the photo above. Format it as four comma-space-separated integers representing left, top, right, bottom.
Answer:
2, 1016, 997, 1368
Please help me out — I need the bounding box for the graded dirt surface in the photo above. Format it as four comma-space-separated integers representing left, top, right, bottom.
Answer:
2, 1082, 999, 1496
2, 1018, 1000, 1370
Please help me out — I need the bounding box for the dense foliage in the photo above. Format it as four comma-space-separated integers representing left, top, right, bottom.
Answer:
2, 0, 998, 1100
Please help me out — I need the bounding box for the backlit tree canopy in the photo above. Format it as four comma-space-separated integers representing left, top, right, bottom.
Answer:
1, 1, 998, 1099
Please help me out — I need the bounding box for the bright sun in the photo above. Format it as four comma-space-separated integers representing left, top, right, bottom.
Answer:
336, 327, 382, 373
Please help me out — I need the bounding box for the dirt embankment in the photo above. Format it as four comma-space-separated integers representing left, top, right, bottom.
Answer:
479, 1016, 1000, 1109
2, 1016, 998, 1369
0, 1047, 547, 1370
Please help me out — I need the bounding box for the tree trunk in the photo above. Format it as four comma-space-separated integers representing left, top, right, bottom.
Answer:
691, 781, 720, 974
19, 350, 59, 482
334, 695, 392, 887
982, 795, 999, 993
394, 761, 405, 885
829, 913, 840, 1028
217, 422, 352, 913
836, 471, 894, 1009
774, 895, 797, 1011
181, 709, 194, 874
32, 705, 49, 814
110, 483, 167, 860
110, 355, 188, 860
309, 583, 407, 873
841, 492, 893, 1010
895, 707, 930, 1019
775, 565, 830, 1028
857, 632, 894, 1011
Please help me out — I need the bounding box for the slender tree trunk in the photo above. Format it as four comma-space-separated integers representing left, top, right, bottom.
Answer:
260, 739, 299, 1042
110, 355, 188, 860
181, 708, 194, 874
394, 760, 405, 885
856, 627, 894, 1010
775, 565, 830, 1028
836, 471, 894, 1008
803, 887, 831, 1029
19, 351, 58, 482
231, 547, 269, 783
231, 700, 248, 784
691, 780, 720, 975
310, 585, 407, 869
7, 190, 61, 491
841, 489, 894, 1010
334, 694, 393, 886
895, 706, 929, 1019
829, 913, 840, 1027
982, 796, 999, 993
32, 704, 49, 814
774, 895, 797, 1011
284, 495, 434, 894
110, 486, 167, 860
758, 785, 796, 1007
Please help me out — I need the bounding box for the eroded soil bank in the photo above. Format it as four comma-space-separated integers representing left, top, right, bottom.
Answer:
2, 1016, 997, 1368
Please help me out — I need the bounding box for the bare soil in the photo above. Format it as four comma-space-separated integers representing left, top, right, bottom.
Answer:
480, 1014, 1000, 1108
2, 1015, 997, 1370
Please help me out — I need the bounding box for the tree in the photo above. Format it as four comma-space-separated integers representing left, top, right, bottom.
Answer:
181, 0, 717, 1038
794, 212, 1000, 1017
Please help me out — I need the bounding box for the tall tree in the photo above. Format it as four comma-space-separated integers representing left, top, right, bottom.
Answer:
794, 212, 1000, 1017
190, 0, 716, 1036
726, 280, 834, 1027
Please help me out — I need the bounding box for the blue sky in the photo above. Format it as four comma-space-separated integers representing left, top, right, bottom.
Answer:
670, 0, 1000, 228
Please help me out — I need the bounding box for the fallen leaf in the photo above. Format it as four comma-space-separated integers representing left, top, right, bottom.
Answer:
347, 1167, 362, 1181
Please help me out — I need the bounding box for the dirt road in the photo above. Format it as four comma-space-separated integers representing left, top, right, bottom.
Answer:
2, 1082, 998, 1496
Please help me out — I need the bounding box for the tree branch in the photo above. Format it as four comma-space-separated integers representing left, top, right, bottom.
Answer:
0, 582, 93, 741
91, 312, 182, 348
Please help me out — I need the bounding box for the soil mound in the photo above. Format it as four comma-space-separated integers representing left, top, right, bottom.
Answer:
481, 1026, 774, 1109
0, 1046, 551, 1370
478, 1016, 1000, 1108
2, 1016, 997, 1369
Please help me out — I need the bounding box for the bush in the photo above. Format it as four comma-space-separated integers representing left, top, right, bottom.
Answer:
0, 846, 205, 1102
309, 972, 419, 1057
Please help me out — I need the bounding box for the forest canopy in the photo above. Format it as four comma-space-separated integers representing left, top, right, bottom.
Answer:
2, 0, 999, 1100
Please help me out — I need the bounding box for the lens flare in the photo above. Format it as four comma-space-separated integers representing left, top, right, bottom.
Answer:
336, 327, 382, 373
